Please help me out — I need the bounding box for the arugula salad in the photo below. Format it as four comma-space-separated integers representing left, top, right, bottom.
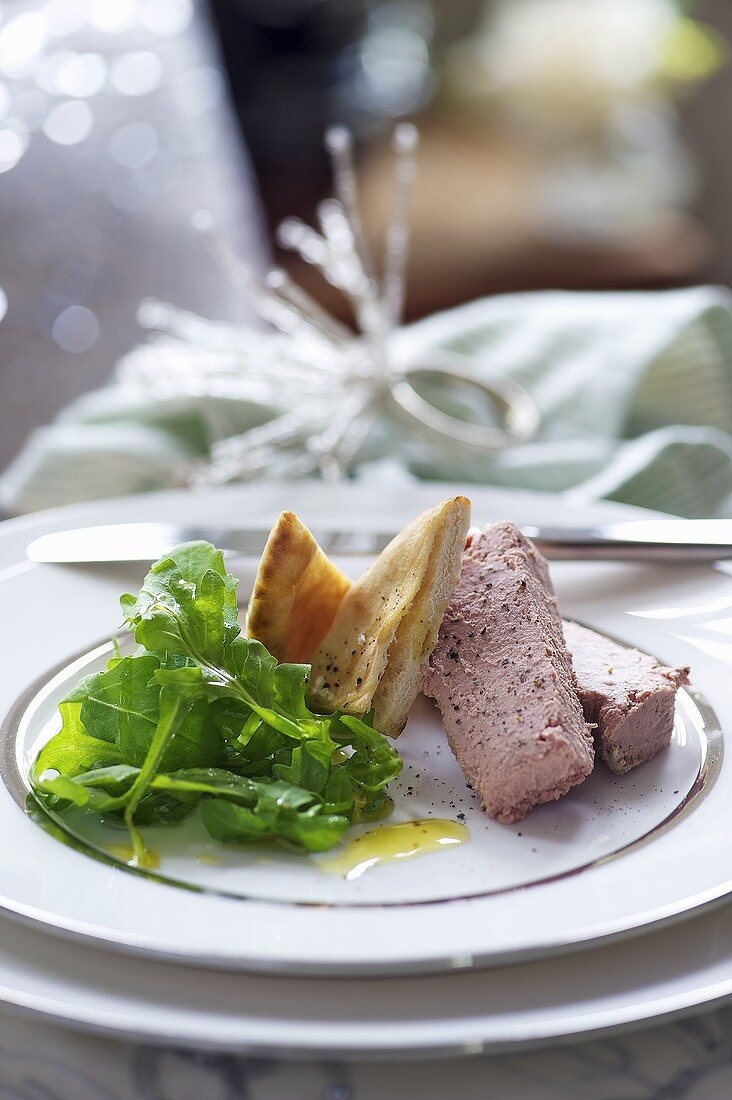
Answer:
31, 541, 402, 865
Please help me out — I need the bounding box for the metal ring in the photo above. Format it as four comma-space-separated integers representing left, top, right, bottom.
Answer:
387, 349, 540, 454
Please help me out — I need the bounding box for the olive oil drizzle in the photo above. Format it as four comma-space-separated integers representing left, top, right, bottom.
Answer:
106, 843, 160, 870
321, 818, 469, 880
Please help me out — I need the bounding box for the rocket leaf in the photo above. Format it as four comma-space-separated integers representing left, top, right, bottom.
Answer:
31, 541, 402, 862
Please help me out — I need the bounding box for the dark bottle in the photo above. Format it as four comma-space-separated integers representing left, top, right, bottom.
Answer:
207, 0, 433, 225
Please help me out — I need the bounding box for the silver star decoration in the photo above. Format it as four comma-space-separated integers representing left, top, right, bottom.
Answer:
121, 125, 538, 486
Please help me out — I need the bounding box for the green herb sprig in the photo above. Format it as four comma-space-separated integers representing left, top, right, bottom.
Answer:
31, 542, 401, 863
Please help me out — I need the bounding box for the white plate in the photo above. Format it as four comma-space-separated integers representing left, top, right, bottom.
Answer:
0, 481, 730, 975
3, 896, 732, 1056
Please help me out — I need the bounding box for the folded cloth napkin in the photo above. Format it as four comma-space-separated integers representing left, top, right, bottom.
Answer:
3, 286, 732, 517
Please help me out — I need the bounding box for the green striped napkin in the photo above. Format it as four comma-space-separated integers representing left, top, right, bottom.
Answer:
2, 286, 732, 516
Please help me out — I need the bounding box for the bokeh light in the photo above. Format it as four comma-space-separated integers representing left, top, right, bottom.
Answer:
0, 126, 28, 172
109, 120, 158, 168
0, 11, 48, 78
42, 99, 93, 144
86, 0, 138, 36
140, 0, 193, 38
171, 65, 223, 115
51, 51, 107, 97
51, 305, 99, 352
110, 51, 162, 97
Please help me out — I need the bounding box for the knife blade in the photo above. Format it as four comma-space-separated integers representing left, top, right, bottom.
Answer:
24, 519, 732, 565
25, 524, 399, 563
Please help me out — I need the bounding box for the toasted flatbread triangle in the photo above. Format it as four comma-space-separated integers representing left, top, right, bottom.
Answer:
309, 496, 471, 736
247, 511, 352, 663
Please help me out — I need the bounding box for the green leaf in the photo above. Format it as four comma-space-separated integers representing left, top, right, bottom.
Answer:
150, 667, 226, 771
336, 714, 403, 790
272, 662, 314, 722
152, 767, 259, 806
36, 772, 93, 807
200, 799, 270, 843
322, 767, 355, 815
272, 740, 332, 794
32, 539, 401, 859
80, 655, 160, 760
73, 764, 141, 789
162, 701, 225, 771
169, 541, 239, 644
201, 795, 350, 852
34, 764, 141, 811
227, 637, 278, 705
130, 789, 199, 826
154, 663, 211, 701
354, 790, 394, 823
212, 702, 257, 744
33, 689, 124, 784
238, 718, 281, 757
122, 541, 239, 660
121, 687, 191, 862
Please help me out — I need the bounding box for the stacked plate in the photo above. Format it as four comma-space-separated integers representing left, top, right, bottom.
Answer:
2, 480, 732, 1058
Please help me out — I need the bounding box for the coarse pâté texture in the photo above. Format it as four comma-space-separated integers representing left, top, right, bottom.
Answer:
424, 521, 594, 823
564, 619, 689, 774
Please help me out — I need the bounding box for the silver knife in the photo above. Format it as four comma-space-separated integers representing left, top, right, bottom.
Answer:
24, 519, 732, 565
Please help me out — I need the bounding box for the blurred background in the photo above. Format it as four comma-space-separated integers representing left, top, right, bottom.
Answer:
1, 0, 731, 472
